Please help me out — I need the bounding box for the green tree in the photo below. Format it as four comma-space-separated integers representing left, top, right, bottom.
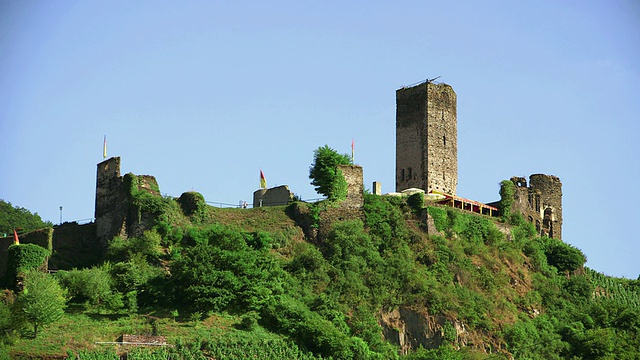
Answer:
16, 271, 66, 338
309, 145, 351, 200
0, 200, 52, 235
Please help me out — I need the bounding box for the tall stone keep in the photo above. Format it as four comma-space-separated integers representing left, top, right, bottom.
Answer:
95, 157, 127, 247
396, 81, 457, 195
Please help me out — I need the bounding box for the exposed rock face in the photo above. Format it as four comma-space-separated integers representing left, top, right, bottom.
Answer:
379, 307, 469, 355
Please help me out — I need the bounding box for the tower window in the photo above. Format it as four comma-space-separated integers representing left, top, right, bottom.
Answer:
408, 167, 412, 179
443, 135, 446, 146
401, 169, 405, 182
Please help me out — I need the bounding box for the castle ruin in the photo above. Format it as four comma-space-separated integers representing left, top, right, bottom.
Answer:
509, 175, 562, 240
395, 80, 562, 240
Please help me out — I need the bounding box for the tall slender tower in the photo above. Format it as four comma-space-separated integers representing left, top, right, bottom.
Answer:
396, 81, 457, 195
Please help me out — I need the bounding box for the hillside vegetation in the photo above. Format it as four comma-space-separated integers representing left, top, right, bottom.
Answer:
1, 189, 639, 359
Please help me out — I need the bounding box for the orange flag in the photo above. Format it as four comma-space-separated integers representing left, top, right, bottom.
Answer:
13, 229, 19, 245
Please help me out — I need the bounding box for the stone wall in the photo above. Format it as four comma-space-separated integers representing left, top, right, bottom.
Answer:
338, 165, 364, 210
95, 157, 159, 246
511, 174, 562, 240
317, 165, 365, 240
0, 237, 12, 278
95, 157, 127, 248
0, 223, 102, 278
253, 185, 293, 207
396, 82, 457, 195
50, 222, 100, 270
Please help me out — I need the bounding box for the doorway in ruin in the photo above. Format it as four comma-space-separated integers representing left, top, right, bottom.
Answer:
543, 207, 554, 238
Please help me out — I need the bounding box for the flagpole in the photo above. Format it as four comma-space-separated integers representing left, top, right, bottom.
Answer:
351, 138, 355, 164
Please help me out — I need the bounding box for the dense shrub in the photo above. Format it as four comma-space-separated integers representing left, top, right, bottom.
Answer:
544, 240, 586, 273
56, 267, 114, 307
499, 180, 515, 220
406, 192, 424, 213
4, 244, 50, 289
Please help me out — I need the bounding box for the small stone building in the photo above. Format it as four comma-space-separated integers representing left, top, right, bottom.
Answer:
253, 185, 294, 207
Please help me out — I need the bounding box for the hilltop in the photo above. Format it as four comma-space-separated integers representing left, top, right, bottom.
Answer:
1, 184, 639, 359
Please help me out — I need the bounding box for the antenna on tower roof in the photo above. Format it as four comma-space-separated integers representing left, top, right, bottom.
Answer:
426, 76, 441, 83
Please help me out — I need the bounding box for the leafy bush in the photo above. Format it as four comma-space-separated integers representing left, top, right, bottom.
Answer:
262, 295, 354, 359
106, 230, 162, 264
171, 225, 285, 313
407, 192, 424, 213
56, 267, 115, 308
427, 206, 448, 232
544, 240, 586, 273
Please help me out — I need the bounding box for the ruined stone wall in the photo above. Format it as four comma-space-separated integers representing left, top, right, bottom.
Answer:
338, 165, 364, 210
396, 82, 457, 195
317, 165, 365, 240
511, 174, 562, 240
0, 237, 12, 278
253, 185, 293, 207
0, 229, 53, 278
50, 222, 99, 270
95, 157, 127, 248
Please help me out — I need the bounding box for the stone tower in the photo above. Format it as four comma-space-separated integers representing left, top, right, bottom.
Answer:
396, 81, 457, 195
95, 157, 127, 247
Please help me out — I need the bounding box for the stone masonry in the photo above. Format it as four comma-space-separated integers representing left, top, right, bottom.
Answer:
95, 157, 127, 248
396, 81, 457, 195
253, 185, 294, 207
317, 165, 365, 240
510, 174, 563, 240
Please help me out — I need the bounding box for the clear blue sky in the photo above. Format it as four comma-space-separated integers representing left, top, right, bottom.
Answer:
1, 1, 639, 278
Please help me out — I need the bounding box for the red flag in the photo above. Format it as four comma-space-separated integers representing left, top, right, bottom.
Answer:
260, 169, 267, 189
351, 138, 355, 164
13, 229, 19, 245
